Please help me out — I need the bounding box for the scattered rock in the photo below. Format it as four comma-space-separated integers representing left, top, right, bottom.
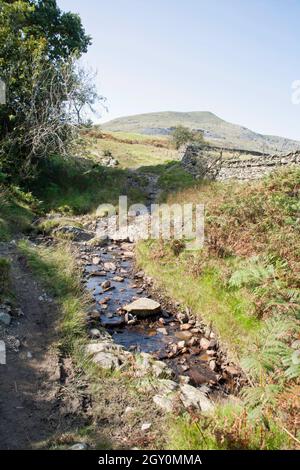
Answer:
125, 406, 134, 414
153, 395, 173, 412
104, 262, 116, 272
92, 256, 101, 265
92, 352, 121, 370
89, 328, 101, 339
291, 340, 300, 349
224, 365, 240, 376
180, 323, 192, 331
200, 337, 210, 350
113, 276, 124, 282
141, 423, 152, 431
0, 311, 11, 326
70, 443, 88, 451
123, 298, 161, 318
101, 280, 111, 289
179, 384, 214, 412
157, 327, 168, 336
177, 340, 186, 350
135, 270, 144, 279
53, 226, 94, 242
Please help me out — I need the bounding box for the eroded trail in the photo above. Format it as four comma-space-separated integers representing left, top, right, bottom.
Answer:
73, 231, 241, 400
0, 243, 89, 450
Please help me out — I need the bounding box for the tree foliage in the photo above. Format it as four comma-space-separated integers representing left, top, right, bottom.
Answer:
0, 0, 93, 180
171, 125, 204, 149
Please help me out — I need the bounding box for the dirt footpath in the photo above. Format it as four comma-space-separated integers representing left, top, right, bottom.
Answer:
0, 242, 87, 450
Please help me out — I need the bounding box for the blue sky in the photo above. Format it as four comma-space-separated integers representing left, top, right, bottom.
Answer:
58, 0, 300, 139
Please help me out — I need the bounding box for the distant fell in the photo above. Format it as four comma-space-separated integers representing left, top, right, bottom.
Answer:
102, 111, 300, 153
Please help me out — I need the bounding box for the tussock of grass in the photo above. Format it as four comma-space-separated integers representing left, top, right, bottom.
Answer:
168, 403, 290, 450
0, 185, 36, 241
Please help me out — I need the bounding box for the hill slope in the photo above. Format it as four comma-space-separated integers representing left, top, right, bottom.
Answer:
102, 111, 300, 153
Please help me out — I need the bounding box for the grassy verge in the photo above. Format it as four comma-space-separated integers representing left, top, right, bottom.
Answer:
81, 130, 178, 169
137, 169, 300, 449
136, 242, 259, 358
0, 185, 36, 241
28, 154, 147, 215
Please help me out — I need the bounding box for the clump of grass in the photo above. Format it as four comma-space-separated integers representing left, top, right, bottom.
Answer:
136, 241, 259, 359
0, 185, 36, 241
17, 240, 86, 353
28, 154, 147, 215
168, 403, 291, 450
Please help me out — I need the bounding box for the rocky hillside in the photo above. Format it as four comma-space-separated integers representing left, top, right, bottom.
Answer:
102, 111, 300, 154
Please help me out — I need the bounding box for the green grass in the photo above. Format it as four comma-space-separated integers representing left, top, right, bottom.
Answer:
136, 242, 259, 359
82, 130, 178, 169
28, 154, 147, 215
0, 185, 36, 241
17, 239, 86, 353
168, 403, 291, 450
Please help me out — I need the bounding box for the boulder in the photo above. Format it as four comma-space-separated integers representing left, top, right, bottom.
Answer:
92, 352, 120, 370
179, 384, 214, 412
0, 311, 11, 326
153, 395, 174, 412
123, 298, 161, 318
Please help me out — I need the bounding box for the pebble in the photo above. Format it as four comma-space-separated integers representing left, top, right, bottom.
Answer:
141, 423, 152, 431
89, 328, 101, 339
0, 312, 11, 326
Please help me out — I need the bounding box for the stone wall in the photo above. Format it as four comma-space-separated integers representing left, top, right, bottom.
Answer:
180, 144, 300, 181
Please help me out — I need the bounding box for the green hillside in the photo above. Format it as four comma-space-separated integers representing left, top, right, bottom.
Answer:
102, 111, 300, 153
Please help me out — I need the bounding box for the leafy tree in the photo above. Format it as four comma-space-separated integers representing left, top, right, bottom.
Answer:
171, 125, 205, 149
0, 0, 92, 180
171, 125, 194, 149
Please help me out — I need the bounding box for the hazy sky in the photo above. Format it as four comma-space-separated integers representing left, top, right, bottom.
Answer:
58, 0, 300, 139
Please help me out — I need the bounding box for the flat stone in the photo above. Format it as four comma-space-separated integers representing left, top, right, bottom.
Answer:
113, 276, 124, 282
70, 443, 88, 450
200, 337, 210, 350
101, 280, 111, 289
153, 395, 174, 412
86, 342, 112, 355
92, 256, 101, 265
180, 323, 193, 331
92, 352, 121, 369
89, 328, 101, 339
180, 384, 214, 413
157, 327, 168, 336
123, 298, 161, 318
157, 379, 179, 394
104, 262, 116, 272
141, 423, 152, 431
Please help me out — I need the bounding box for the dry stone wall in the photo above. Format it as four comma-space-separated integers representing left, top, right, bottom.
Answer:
180, 144, 300, 181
